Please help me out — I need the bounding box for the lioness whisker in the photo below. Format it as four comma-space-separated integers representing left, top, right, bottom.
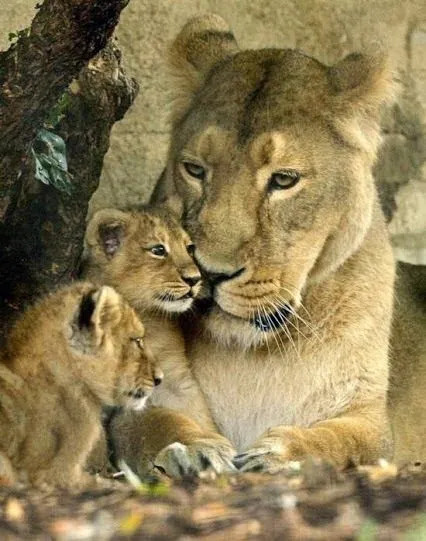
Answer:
270, 294, 310, 342
275, 287, 322, 343
269, 295, 305, 359
286, 306, 322, 344
265, 298, 300, 361
256, 299, 272, 357
276, 284, 319, 330
261, 301, 291, 361
259, 302, 282, 359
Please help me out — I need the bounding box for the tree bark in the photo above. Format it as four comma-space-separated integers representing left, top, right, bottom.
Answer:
0, 0, 138, 341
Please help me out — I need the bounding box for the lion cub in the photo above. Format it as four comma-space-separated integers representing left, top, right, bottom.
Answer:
82, 207, 236, 477
0, 282, 162, 489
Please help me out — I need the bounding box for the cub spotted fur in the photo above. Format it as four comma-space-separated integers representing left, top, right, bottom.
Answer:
82, 207, 236, 477
0, 282, 162, 489
149, 14, 413, 473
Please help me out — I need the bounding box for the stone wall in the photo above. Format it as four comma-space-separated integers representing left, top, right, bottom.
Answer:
1, 0, 425, 263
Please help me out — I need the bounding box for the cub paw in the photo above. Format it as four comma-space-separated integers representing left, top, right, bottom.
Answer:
154, 439, 237, 478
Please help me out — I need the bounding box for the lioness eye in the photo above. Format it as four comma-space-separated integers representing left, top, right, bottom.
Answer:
268, 170, 300, 191
187, 244, 196, 256
183, 161, 206, 181
149, 244, 167, 257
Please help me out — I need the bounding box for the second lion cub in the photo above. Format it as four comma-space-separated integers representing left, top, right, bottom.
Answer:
82, 206, 236, 477
0, 282, 162, 489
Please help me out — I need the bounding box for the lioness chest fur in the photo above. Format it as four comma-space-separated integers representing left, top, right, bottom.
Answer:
187, 212, 393, 453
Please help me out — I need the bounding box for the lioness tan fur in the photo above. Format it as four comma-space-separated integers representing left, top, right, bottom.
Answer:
388, 263, 426, 464
82, 207, 236, 476
145, 14, 425, 473
0, 282, 162, 489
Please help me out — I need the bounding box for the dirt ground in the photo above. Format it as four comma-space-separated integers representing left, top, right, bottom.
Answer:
1, 460, 425, 540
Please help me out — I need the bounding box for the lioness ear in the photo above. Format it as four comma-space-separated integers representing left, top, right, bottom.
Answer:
328, 50, 397, 161
85, 209, 131, 259
72, 286, 123, 351
169, 14, 239, 120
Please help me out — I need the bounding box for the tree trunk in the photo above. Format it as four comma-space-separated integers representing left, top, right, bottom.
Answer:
0, 0, 138, 341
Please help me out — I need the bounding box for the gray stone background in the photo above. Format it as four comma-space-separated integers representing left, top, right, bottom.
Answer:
1, 0, 425, 264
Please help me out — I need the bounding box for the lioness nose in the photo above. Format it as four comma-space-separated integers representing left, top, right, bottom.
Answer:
182, 274, 201, 287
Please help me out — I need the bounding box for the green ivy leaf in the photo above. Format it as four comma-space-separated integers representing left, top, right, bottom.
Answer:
45, 92, 71, 128
8, 28, 29, 43
31, 129, 72, 195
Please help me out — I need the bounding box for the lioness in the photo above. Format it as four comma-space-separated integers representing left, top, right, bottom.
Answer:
0, 282, 162, 489
82, 207, 236, 476
147, 14, 425, 473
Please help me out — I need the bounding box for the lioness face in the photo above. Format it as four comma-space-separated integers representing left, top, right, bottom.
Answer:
83, 209, 202, 314
174, 124, 356, 324
162, 35, 393, 345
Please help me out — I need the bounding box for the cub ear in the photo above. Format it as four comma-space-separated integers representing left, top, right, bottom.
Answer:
77, 288, 97, 330
85, 209, 131, 259
72, 286, 123, 351
169, 14, 239, 120
328, 50, 397, 160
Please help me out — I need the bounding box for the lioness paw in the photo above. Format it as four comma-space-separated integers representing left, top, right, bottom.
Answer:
232, 428, 308, 474
233, 437, 293, 473
154, 439, 237, 478
234, 451, 301, 474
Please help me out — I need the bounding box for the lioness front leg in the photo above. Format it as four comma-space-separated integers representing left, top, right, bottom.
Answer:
234, 405, 391, 473
112, 406, 237, 478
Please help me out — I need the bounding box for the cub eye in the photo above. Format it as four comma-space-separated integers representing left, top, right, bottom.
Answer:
182, 161, 206, 181
187, 244, 196, 257
149, 244, 167, 257
268, 170, 301, 191
131, 337, 144, 348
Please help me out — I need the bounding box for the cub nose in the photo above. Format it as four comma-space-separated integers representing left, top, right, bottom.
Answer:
153, 367, 163, 387
182, 274, 201, 287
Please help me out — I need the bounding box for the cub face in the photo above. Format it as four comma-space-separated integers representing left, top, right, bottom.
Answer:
69, 284, 163, 410
82, 207, 202, 314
